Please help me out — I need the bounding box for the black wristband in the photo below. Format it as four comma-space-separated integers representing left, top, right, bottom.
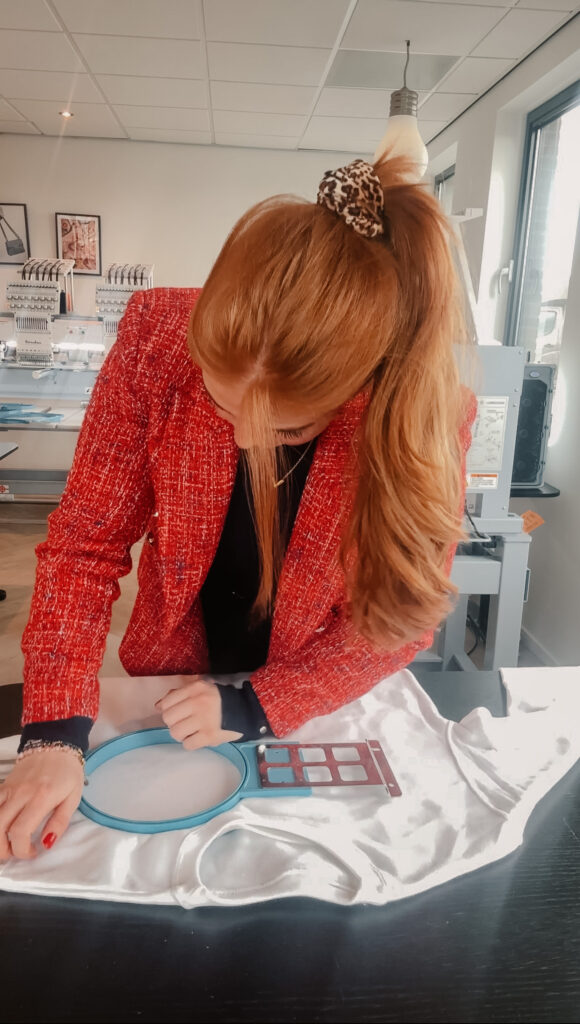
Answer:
219, 681, 273, 741
18, 716, 93, 755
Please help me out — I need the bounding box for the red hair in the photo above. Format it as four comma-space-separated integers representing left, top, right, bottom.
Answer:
188, 155, 476, 649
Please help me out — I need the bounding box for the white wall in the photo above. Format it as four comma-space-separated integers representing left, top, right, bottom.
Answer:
0, 135, 356, 313
429, 17, 580, 341
428, 16, 580, 666
0, 135, 358, 471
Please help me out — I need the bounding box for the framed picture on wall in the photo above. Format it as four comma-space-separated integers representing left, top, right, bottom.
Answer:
0, 203, 31, 266
55, 212, 102, 276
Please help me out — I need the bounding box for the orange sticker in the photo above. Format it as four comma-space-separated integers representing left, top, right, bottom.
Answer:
521, 509, 545, 533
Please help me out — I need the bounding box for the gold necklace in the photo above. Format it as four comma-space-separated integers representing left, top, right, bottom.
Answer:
274, 438, 315, 488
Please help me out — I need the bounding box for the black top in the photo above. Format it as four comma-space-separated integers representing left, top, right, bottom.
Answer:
200, 441, 316, 674
19, 440, 317, 752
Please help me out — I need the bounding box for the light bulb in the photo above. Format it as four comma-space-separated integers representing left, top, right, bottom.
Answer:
373, 41, 428, 183
374, 115, 428, 181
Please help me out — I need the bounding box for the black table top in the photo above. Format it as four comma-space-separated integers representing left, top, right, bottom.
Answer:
1, 671, 579, 1024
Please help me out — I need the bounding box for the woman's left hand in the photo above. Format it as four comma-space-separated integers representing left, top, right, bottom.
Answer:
155, 677, 242, 749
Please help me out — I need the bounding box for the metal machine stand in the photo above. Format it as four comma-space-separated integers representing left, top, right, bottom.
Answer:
416, 211, 530, 672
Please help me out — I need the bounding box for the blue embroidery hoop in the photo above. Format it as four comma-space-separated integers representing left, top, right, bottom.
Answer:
79, 729, 401, 834
79, 728, 311, 834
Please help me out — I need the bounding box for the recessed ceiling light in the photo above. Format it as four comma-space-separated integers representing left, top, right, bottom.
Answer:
59, 110, 74, 118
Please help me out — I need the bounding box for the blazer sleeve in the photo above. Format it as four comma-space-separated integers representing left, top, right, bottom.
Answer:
250, 393, 477, 736
21, 291, 154, 725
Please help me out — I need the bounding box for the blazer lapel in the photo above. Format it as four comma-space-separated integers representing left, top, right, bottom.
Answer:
269, 390, 368, 661
154, 378, 239, 631
152, 356, 367, 650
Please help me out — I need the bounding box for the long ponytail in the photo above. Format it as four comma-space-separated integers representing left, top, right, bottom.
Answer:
189, 154, 476, 649
339, 157, 473, 647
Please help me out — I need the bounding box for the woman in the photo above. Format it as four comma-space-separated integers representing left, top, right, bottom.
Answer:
0, 156, 476, 861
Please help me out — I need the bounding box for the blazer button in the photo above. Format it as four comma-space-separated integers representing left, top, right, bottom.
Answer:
259, 725, 267, 735
147, 533, 155, 545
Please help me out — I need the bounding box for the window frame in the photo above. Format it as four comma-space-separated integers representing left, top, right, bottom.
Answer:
503, 79, 580, 348
434, 164, 456, 209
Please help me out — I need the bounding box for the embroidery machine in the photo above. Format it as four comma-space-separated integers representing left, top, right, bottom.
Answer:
0, 261, 153, 502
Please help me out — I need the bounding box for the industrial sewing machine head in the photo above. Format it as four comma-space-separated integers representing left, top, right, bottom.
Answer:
1, 260, 154, 372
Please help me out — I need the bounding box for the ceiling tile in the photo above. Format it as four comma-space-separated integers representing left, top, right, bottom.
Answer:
0, 70, 103, 103
327, 51, 460, 91
0, 0, 61, 31
417, 0, 515, 3
418, 120, 449, 142
127, 127, 211, 144
0, 30, 83, 72
473, 7, 569, 57
53, 0, 201, 39
215, 132, 299, 149
342, 0, 505, 55
211, 80, 314, 115
204, 0, 350, 47
99, 76, 206, 107
300, 115, 383, 152
0, 99, 25, 120
207, 42, 331, 86
73, 34, 204, 78
0, 120, 41, 133
213, 109, 306, 135
419, 92, 477, 119
8, 99, 126, 137
515, 0, 576, 9
300, 137, 374, 154
315, 86, 429, 118
115, 105, 210, 131
438, 56, 515, 92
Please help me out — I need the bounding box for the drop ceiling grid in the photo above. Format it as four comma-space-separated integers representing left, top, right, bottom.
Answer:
0, 0, 576, 150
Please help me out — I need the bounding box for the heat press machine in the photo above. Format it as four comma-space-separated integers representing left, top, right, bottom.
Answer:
415, 209, 531, 672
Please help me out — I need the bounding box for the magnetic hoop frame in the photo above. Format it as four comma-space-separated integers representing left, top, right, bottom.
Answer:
79, 730, 400, 835
79, 728, 251, 834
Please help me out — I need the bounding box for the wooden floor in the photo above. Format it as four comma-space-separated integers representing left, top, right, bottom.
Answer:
0, 514, 544, 688
0, 517, 141, 686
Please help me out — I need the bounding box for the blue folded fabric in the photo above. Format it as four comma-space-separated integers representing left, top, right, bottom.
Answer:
0, 404, 63, 423
0, 403, 40, 411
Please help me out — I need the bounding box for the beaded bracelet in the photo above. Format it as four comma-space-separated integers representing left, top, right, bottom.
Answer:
17, 739, 86, 769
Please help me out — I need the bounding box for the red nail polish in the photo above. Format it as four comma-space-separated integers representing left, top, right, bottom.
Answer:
42, 832, 57, 849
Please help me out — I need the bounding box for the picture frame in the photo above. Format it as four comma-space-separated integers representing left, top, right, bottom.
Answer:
55, 212, 102, 276
0, 203, 31, 265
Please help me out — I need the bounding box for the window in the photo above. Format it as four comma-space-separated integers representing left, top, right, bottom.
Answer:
434, 165, 455, 216
504, 81, 580, 367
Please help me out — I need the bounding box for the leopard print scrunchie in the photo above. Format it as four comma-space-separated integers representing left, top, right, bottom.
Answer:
316, 158, 384, 239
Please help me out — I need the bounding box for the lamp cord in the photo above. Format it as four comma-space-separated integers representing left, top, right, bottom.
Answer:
403, 39, 410, 88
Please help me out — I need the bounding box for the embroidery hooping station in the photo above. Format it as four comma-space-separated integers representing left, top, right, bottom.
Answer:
79, 728, 402, 834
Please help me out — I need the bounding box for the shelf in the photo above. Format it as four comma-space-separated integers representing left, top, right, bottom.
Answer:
511, 482, 560, 498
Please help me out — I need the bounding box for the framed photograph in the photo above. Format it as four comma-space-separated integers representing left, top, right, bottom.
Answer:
0, 203, 31, 265
55, 212, 102, 276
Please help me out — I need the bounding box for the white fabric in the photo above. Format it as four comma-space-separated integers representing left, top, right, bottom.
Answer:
0, 666, 579, 908
85, 745, 243, 821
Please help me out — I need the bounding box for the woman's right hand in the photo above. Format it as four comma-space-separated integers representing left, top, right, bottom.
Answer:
0, 749, 85, 860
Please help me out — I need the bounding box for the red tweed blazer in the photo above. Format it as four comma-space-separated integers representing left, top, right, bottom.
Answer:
22, 288, 474, 736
